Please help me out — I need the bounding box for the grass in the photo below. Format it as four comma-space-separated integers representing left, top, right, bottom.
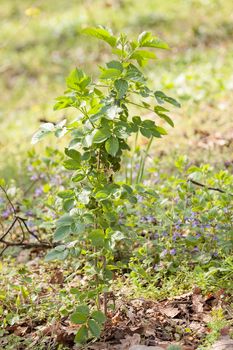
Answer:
1, 0, 233, 180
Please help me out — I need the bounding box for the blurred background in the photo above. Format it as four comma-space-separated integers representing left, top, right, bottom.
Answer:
1, 0, 233, 181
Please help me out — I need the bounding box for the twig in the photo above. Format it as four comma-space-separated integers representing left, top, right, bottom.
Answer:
0, 241, 56, 250
0, 217, 18, 241
0, 185, 16, 214
188, 179, 233, 196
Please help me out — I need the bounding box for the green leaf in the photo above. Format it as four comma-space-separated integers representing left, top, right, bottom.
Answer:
106, 60, 123, 71
154, 91, 181, 107
57, 215, 74, 226
89, 229, 105, 247
66, 68, 91, 90
114, 79, 128, 99
65, 148, 81, 162
75, 304, 90, 316
31, 123, 54, 144
71, 312, 88, 324
95, 189, 111, 200
100, 68, 121, 79
138, 31, 169, 50
93, 129, 111, 143
125, 63, 145, 83
82, 27, 117, 47
131, 49, 157, 60
63, 199, 74, 212
158, 114, 174, 127
54, 96, 74, 110
45, 245, 68, 261
74, 325, 88, 344
140, 127, 152, 138
105, 137, 119, 156
142, 120, 155, 128
57, 190, 74, 199
106, 105, 122, 120
78, 189, 91, 205
54, 225, 71, 241
72, 171, 86, 182
63, 159, 81, 170
88, 319, 101, 338
132, 116, 142, 125
91, 311, 106, 325
154, 106, 174, 127
151, 126, 162, 138
154, 126, 167, 135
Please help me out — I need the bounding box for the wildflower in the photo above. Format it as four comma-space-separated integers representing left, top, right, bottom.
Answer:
27, 165, 33, 172
160, 249, 168, 258
192, 220, 199, 227
170, 248, 176, 255
193, 246, 199, 252
2, 209, 11, 219
34, 187, 43, 197
172, 232, 181, 241
30, 174, 38, 181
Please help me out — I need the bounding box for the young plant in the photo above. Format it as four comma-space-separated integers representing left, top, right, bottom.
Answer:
32, 26, 180, 343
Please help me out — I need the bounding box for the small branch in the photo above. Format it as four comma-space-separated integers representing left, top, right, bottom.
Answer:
17, 216, 44, 243
0, 217, 18, 241
0, 185, 16, 214
188, 179, 233, 196
0, 240, 56, 251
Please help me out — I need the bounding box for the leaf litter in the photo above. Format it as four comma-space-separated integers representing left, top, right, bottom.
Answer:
3, 285, 232, 350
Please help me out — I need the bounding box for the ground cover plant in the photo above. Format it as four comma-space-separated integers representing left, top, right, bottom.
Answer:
0, 1, 233, 349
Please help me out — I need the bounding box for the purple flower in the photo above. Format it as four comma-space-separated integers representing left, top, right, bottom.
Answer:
50, 175, 62, 185
34, 187, 43, 197
193, 246, 199, 252
162, 231, 168, 237
160, 249, 168, 258
27, 220, 34, 228
2, 209, 11, 219
212, 235, 219, 241
27, 165, 33, 172
30, 174, 38, 181
192, 220, 199, 227
170, 248, 176, 255
172, 232, 181, 241
25, 210, 33, 217
154, 233, 159, 239
204, 224, 211, 229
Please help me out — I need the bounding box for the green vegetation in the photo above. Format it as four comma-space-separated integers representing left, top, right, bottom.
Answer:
0, 0, 232, 349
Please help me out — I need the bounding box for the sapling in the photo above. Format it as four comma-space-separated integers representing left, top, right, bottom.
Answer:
32, 26, 180, 344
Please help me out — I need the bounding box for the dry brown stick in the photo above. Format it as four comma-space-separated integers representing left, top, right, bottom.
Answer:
0, 217, 18, 241
0, 241, 56, 249
188, 179, 233, 196
0, 185, 16, 214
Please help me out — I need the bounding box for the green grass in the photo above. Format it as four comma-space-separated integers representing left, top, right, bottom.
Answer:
1, 0, 233, 180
